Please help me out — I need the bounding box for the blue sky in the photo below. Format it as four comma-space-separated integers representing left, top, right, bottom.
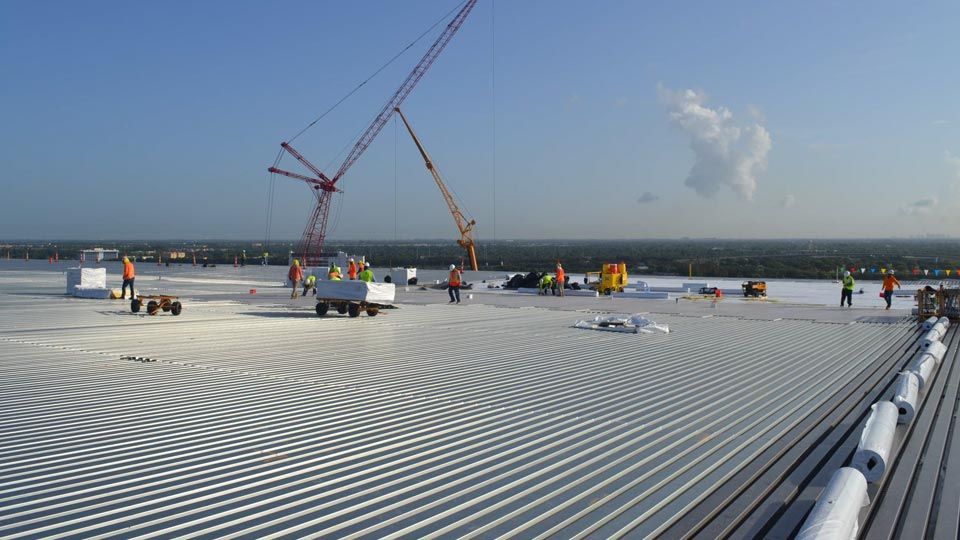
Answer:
1, 0, 958, 240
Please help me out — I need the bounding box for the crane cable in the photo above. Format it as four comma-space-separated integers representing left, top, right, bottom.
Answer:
285, 0, 470, 145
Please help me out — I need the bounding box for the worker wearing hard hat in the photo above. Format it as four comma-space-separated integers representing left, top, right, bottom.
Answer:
120, 256, 136, 300
882, 269, 901, 310
539, 273, 553, 295
555, 262, 565, 297
328, 263, 342, 281
359, 263, 375, 283
448, 264, 462, 303
302, 274, 317, 297
347, 258, 358, 280
288, 259, 303, 299
840, 270, 855, 307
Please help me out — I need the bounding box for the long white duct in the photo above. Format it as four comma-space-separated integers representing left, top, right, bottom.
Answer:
851, 401, 898, 483
906, 352, 938, 389
796, 467, 870, 540
892, 372, 920, 424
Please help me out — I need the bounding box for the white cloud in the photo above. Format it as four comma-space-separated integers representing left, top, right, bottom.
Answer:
899, 196, 938, 216
637, 191, 659, 204
658, 84, 771, 200
779, 194, 795, 208
933, 119, 950, 126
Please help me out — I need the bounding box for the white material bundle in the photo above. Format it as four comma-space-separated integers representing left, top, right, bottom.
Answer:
66, 267, 107, 294
573, 314, 669, 334
921, 327, 946, 348
312, 280, 395, 304
73, 286, 113, 299
923, 341, 947, 363
851, 401, 898, 483
906, 352, 937, 389
612, 291, 669, 299
388, 267, 416, 286
922, 316, 939, 330
796, 467, 869, 540
892, 372, 920, 424
938, 316, 951, 329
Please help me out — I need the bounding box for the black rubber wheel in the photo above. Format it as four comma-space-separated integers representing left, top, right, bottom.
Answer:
366, 307, 379, 317
170, 301, 182, 316
348, 303, 361, 318
131, 299, 141, 313
408, 277, 418, 285
316, 302, 329, 317
383, 275, 392, 284
336, 303, 348, 314
147, 300, 159, 315
162, 304, 171, 312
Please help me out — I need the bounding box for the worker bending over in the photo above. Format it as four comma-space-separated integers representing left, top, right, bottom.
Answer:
539, 274, 553, 295
302, 274, 317, 297
448, 264, 462, 303
288, 259, 303, 299
882, 269, 901, 310
120, 257, 136, 299
347, 258, 358, 280
359, 263, 375, 283
328, 263, 342, 281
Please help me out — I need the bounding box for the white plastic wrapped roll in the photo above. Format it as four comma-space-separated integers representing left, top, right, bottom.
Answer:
932, 321, 949, 338
796, 467, 870, 540
922, 316, 939, 330
906, 352, 937, 389
938, 316, 951, 329
852, 401, 898, 483
892, 372, 920, 424
924, 340, 947, 363
921, 328, 944, 348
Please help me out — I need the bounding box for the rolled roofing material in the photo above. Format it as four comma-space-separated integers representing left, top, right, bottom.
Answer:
924, 340, 947, 363
852, 401, 898, 483
938, 316, 951, 329
906, 352, 937, 389
921, 326, 946, 348
921, 316, 939, 331
796, 467, 869, 540
892, 371, 920, 424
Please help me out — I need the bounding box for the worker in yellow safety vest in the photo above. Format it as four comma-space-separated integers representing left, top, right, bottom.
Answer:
328, 264, 342, 281
302, 274, 317, 297
359, 263, 375, 283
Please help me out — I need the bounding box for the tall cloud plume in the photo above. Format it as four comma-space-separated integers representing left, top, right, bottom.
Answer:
659, 85, 771, 200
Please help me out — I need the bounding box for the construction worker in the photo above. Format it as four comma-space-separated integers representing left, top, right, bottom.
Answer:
555, 263, 565, 297
327, 263, 342, 281
120, 257, 136, 300
539, 273, 553, 295
841, 270, 855, 307
359, 263, 375, 283
347, 258, 358, 280
882, 269, 901, 310
448, 264, 462, 303
288, 259, 303, 299
302, 274, 317, 297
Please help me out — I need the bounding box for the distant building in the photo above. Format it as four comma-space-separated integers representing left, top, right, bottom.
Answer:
80, 248, 119, 263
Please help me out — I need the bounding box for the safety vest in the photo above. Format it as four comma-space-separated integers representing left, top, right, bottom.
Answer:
123, 261, 135, 280
449, 270, 461, 287
842, 275, 855, 290
306, 275, 316, 285
348, 262, 357, 280
328, 266, 342, 281
556, 268, 565, 285
359, 269, 374, 283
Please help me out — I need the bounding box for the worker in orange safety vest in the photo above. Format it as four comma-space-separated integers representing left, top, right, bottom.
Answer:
555, 262, 565, 297
120, 257, 136, 299
448, 264, 462, 304
347, 258, 357, 280
288, 259, 303, 299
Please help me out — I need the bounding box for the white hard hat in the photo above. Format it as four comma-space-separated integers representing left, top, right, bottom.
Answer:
889, 269, 895, 275
449, 264, 456, 270
843, 270, 850, 277
365, 262, 370, 267
349, 258, 354, 262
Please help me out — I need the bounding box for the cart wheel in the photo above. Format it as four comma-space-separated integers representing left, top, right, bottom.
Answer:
147, 300, 159, 315
170, 301, 182, 316
162, 304, 171, 312
131, 299, 141, 313
316, 302, 329, 317
383, 275, 392, 283
348, 303, 361, 318
366, 307, 379, 317
336, 303, 348, 315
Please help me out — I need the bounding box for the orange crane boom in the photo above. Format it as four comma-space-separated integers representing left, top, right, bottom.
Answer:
395, 107, 479, 271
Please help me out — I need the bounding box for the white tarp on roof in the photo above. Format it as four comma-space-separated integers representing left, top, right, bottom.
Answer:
313, 280, 395, 304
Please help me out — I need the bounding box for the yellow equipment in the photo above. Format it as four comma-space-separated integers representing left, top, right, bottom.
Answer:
395, 107, 479, 271
586, 263, 628, 295
741, 281, 767, 298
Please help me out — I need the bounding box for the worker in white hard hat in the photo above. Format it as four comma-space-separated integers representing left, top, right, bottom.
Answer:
881, 269, 901, 310
348, 258, 358, 280
840, 270, 855, 307
359, 262, 375, 283
448, 264, 462, 303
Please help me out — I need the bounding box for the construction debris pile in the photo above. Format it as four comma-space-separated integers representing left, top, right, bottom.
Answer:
573, 314, 670, 334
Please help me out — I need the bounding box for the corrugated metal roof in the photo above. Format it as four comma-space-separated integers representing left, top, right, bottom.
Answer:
0, 270, 931, 538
